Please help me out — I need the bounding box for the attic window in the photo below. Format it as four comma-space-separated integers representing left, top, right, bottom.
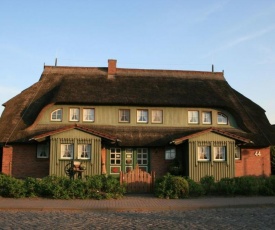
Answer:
83, 108, 95, 122
137, 109, 148, 123
188, 111, 199, 124
51, 109, 62, 121
217, 112, 228, 124
202, 111, 212, 124
70, 108, 80, 121
119, 109, 130, 123
152, 110, 163, 124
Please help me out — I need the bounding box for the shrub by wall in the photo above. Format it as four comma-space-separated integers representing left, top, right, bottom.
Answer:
200, 175, 215, 195
0, 173, 125, 199
185, 178, 204, 197
154, 173, 189, 199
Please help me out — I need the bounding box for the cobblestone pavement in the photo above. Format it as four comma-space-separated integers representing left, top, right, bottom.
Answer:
1, 206, 275, 229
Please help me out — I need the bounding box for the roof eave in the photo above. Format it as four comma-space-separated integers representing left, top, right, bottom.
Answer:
29, 124, 118, 143
170, 127, 251, 145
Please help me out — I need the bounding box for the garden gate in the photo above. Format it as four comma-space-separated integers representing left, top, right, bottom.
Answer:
120, 164, 155, 193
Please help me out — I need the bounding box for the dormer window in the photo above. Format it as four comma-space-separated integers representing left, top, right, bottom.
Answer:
217, 112, 228, 124
137, 109, 148, 123
119, 109, 130, 123
152, 110, 163, 124
83, 108, 95, 122
51, 109, 62, 121
70, 108, 80, 121
188, 111, 199, 124
202, 111, 212, 124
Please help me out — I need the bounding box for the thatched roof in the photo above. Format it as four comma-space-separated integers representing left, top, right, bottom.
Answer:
0, 62, 274, 146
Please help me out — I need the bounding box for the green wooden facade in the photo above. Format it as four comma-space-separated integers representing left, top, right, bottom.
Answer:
187, 132, 235, 182
49, 129, 102, 177
38, 105, 238, 128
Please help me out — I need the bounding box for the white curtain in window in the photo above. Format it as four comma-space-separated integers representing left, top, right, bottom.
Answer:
78, 144, 91, 159
214, 146, 225, 160
61, 144, 73, 159
70, 108, 79, 121
198, 146, 210, 160
83, 109, 94, 121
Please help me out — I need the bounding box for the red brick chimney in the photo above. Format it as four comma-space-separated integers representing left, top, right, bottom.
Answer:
108, 59, 117, 76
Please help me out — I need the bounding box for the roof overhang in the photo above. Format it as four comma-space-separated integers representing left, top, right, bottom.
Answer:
170, 127, 251, 145
29, 124, 118, 143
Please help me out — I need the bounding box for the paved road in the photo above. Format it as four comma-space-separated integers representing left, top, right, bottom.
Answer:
1, 206, 275, 229
0, 195, 275, 229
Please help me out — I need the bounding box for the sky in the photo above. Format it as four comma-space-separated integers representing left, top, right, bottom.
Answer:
1, 0, 275, 123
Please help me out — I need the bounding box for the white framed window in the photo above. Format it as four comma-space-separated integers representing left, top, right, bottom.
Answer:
83, 108, 95, 122
119, 109, 130, 123
214, 146, 226, 161
37, 142, 49, 158
165, 147, 176, 160
202, 111, 212, 124
188, 111, 199, 124
235, 146, 241, 160
70, 108, 80, 121
51, 109, 62, 121
152, 110, 163, 124
61, 144, 74, 159
78, 144, 91, 159
137, 148, 148, 165
217, 112, 228, 124
198, 146, 210, 161
110, 148, 121, 165
137, 109, 148, 123
110, 148, 121, 174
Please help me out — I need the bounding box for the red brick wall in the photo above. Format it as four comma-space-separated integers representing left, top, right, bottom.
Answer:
235, 147, 271, 177
2, 146, 13, 175
150, 147, 172, 178
11, 144, 49, 178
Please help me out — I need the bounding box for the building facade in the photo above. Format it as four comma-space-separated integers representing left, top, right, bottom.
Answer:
0, 59, 274, 181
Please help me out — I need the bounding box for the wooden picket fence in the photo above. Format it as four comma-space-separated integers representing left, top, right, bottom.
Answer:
120, 165, 155, 193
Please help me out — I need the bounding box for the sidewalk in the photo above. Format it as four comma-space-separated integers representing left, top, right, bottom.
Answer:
1, 195, 275, 211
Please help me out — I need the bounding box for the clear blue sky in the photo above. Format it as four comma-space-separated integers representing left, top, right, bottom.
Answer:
1, 0, 275, 123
